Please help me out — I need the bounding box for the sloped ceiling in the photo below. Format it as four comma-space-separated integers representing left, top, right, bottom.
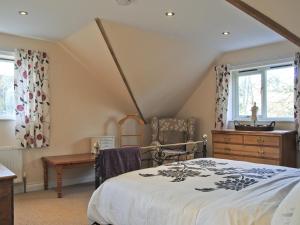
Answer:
98, 20, 219, 118
62, 20, 215, 119
61, 17, 282, 119
243, 0, 300, 39
0, 0, 288, 120
59, 21, 136, 116
59, 0, 286, 120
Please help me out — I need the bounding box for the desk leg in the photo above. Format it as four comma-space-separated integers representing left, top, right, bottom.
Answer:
55, 166, 63, 198
42, 160, 48, 190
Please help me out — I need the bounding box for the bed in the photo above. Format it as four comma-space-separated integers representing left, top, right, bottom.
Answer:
88, 158, 300, 225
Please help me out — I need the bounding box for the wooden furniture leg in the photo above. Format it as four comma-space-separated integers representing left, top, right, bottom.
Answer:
55, 166, 63, 198
42, 160, 48, 190
41, 153, 96, 198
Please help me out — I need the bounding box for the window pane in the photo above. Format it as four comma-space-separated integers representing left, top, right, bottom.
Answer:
238, 74, 262, 116
266, 66, 294, 118
0, 60, 14, 118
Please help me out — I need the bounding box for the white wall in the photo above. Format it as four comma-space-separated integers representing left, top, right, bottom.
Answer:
0, 33, 137, 191
177, 41, 300, 165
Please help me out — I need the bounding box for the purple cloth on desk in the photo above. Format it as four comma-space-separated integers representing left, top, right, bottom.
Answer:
96, 147, 141, 184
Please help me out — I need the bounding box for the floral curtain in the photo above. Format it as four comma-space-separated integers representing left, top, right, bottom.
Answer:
14, 49, 50, 148
294, 52, 300, 149
214, 64, 230, 129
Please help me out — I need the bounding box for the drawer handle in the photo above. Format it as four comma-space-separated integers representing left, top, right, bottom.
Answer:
224, 137, 231, 142
224, 147, 231, 152
258, 148, 265, 155
257, 137, 264, 144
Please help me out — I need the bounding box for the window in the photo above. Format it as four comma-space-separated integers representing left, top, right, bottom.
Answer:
0, 57, 14, 120
232, 62, 294, 121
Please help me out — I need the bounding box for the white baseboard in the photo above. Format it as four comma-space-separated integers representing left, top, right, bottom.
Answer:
14, 175, 94, 194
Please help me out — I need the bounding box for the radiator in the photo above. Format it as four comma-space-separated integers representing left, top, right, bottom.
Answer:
0, 146, 23, 183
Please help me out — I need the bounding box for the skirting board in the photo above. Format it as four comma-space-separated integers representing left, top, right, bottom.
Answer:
14, 175, 94, 194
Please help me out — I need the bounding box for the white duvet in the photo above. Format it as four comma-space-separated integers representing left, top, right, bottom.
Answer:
88, 158, 300, 225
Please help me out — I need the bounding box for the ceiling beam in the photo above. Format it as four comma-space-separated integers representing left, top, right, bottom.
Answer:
226, 0, 300, 47
95, 18, 146, 123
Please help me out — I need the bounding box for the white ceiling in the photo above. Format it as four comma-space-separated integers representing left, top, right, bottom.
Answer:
0, 0, 283, 50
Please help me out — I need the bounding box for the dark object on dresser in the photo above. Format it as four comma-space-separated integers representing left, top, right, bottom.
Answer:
234, 120, 276, 131
212, 129, 297, 167
0, 164, 17, 225
95, 147, 141, 188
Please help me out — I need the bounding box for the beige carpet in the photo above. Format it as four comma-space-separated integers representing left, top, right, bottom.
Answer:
15, 183, 94, 225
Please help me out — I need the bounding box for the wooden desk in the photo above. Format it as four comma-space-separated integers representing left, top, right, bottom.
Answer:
42, 153, 95, 198
0, 164, 17, 225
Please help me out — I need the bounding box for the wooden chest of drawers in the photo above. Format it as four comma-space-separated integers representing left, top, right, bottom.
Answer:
0, 164, 16, 225
212, 129, 297, 167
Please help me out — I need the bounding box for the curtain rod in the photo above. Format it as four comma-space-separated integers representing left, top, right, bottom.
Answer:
0, 50, 14, 55
0, 57, 14, 62
0, 50, 15, 61
229, 56, 294, 71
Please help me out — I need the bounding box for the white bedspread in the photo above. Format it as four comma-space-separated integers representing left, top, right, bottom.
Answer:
87, 158, 300, 225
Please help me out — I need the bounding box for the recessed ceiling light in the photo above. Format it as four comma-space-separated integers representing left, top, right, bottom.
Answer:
222, 31, 230, 36
115, 0, 133, 6
19, 11, 28, 16
165, 11, 175, 17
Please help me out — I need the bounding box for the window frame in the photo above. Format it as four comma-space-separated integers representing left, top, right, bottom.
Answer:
0, 53, 15, 121
231, 61, 294, 122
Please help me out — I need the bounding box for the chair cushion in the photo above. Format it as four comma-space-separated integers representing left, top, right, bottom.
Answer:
160, 131, 186, 150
